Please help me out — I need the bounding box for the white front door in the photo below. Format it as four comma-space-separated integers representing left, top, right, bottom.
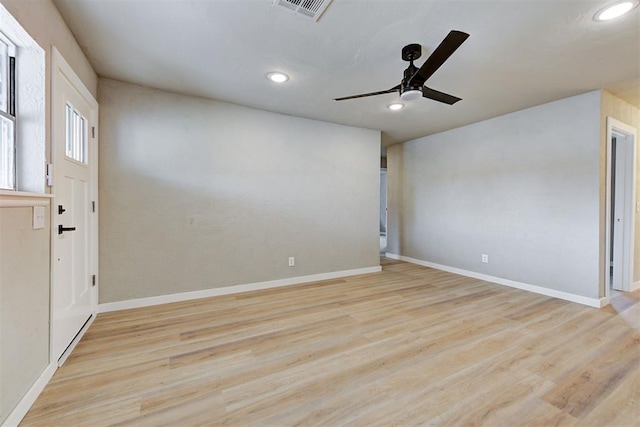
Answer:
51, 48, 98, 362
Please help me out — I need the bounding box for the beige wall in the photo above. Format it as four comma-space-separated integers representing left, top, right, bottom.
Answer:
388, 91, 602, 299
98, 79, 381, 303
0, 1, 96, 423
600, 91, 640, 286
0, 205, 51, 423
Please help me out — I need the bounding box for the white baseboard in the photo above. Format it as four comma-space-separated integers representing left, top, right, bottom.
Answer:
99, 266, 382, 313
3, 307, 99, 426
2, 362, 56, 427
385, 253, 606, 308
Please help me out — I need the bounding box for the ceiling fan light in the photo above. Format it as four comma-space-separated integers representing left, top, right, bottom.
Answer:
267, 72, 289, 83
594, 0, 638, 21
400, 89, 422, 101
387, 103, 404, 111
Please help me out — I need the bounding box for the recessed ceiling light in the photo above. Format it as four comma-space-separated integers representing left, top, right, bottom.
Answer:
267, 72, 289, 83
594, 0, 638, 21
387, 103, 404, 111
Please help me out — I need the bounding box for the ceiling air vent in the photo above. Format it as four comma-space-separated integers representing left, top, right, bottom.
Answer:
272, 0, 334, 21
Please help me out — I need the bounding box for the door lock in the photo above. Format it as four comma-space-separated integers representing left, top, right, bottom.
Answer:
58, 225, 77, 235
58, 205, 66, 214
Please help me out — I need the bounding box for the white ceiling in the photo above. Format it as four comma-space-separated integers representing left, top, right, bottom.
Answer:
53, 0, 640, 146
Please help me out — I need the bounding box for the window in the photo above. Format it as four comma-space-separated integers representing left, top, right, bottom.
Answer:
65, 103, 88, 164
0, 32, 15, 190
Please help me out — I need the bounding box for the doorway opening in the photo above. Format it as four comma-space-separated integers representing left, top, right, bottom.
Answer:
605, 117, 637, 299
380, 167, 387, 255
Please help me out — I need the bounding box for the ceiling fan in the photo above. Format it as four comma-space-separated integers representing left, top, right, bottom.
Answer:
334, 30, 470, 105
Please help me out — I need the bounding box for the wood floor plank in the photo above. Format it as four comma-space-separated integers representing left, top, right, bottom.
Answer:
480, 397, 579, 427
265, 329, 528, 426
21, 259, 640, 426
358, 335, 544, 426
578, 361, 640, 426
542, 330, 640, 419
433, 372, 556, 426
528, 314, 632, 383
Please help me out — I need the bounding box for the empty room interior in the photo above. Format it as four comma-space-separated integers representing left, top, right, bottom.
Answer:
1, 0, 639, 425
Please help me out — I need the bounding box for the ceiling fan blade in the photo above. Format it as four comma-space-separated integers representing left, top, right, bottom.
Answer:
422, 87, 462, 105
334, 85, 400, 101
409, 30, 469, 85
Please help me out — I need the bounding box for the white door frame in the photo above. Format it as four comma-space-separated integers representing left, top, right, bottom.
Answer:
50, 47, 99, 364
604, 116, 637, 298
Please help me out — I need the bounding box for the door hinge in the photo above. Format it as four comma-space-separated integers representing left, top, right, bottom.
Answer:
92, 126, 95, 138
92, 275, 96, 287
91, 201, 96, 213
46, 164, 53, 187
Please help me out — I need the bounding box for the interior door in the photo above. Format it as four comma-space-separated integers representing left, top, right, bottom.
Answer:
611, 132, 633, 292
52, 50, 97, 362
612, 137, 623, 290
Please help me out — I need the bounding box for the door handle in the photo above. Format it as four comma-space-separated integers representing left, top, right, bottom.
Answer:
58, 225, 77, 235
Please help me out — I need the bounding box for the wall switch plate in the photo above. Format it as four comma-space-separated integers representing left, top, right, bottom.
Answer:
288, 257, 295, 267
481, 254, 489, 264
33, 206, 46, 230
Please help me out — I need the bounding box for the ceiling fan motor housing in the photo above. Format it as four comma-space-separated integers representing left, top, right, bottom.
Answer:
401, 52, 422, 100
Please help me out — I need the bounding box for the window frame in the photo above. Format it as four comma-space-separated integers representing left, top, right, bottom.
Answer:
65, 102, 89, 165
0, 30, 16, 190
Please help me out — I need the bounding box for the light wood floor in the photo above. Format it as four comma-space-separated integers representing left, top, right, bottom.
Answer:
22, 258, 640, 426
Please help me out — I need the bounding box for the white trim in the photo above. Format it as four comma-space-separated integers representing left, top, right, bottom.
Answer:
51, 47, 98, 110
99, 266, 382, 313
385, 253, 607, 308
0, 191, 52, 208
0, 28, 16, 54
1, 362, 56, 427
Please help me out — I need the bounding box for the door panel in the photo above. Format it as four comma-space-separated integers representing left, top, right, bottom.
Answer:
612, 139, 624, 290
611, 132, 635, 293
52, 53, 97, 362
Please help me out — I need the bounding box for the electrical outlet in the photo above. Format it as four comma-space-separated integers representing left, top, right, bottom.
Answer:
288, 257, 295, 267
481, 254, 489, 264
